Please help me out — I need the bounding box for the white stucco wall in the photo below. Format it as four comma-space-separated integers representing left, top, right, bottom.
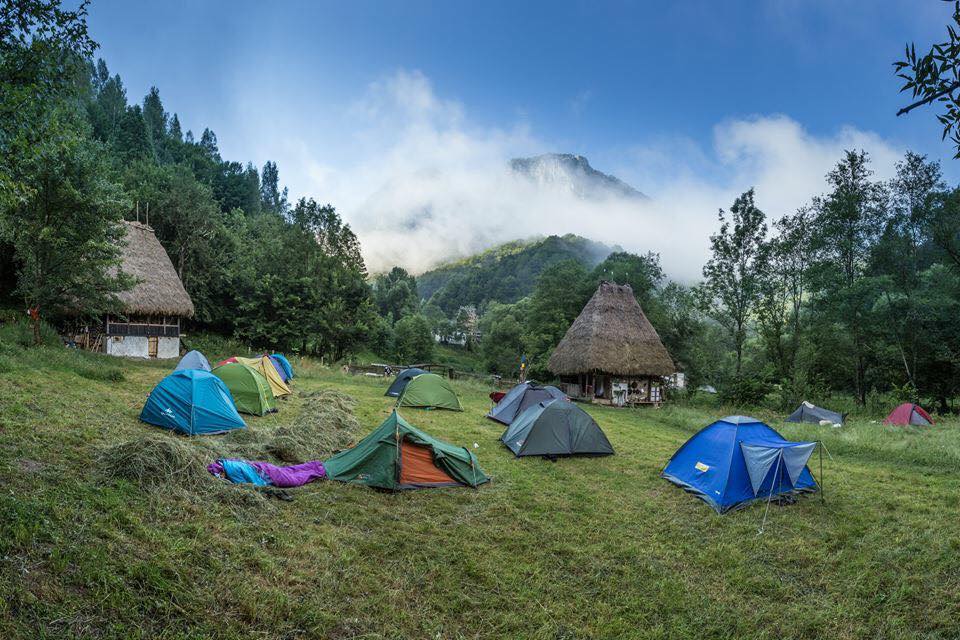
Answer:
105, 335, 180, 359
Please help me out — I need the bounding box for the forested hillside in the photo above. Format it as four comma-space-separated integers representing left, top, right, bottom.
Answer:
417, 234, 616, 313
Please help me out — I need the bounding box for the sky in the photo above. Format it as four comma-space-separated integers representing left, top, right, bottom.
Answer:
87, 0, 959, 279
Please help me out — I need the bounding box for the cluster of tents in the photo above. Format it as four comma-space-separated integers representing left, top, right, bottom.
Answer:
785, 400, 934, 427
137, 357, 940, 508
139, 350, 295, 435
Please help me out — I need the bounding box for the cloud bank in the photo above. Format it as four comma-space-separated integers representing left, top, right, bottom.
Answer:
285, 70, 904, 281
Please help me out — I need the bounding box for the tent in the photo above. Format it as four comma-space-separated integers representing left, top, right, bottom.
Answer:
271, 353, 294, 380
500, 399, 614, 457
212, 363, 277, 416
235, 356, 291, 398
265, 354, 289, 383
397, 373, 463, 411
324, 410, 490, 490
786, 401, 844, 425
883, 403, 934, 426
488, 382, 567, 426
174, 350, 211, 372
661, 415, 818, 513
139, 369, 246, 436
385, 367, 428, 397
217, 357, 238, 367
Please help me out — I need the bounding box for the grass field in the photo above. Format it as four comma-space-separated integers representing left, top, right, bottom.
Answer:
2, 334, 960, 638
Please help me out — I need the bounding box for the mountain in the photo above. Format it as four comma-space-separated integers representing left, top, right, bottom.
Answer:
509, 153, 646, 200
418, 234, 619, 314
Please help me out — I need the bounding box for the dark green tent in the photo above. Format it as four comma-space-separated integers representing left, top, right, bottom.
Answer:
397, 373, 463, 411
324, 410, 489, 490
500, 399, 614, 457
212, 363, 276, 416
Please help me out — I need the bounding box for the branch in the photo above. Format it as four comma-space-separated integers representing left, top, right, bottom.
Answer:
897, 80, 960, 116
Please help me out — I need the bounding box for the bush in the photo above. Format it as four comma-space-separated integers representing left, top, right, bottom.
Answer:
717, 375, 770, 407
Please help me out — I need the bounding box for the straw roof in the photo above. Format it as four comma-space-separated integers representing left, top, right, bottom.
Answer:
548, 281, 675, 376
112, 221, 194, 317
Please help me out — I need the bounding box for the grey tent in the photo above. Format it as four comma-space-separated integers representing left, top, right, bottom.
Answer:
500, 399, 614, 457
786, 401, 844, 425
175, 350, 211, 372
487, 382, 566, 426
385, 367, 428, 397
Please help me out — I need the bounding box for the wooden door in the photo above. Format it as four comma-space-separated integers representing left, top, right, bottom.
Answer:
148, 335, 158, 358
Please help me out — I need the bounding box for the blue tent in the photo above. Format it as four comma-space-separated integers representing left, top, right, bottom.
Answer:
140, 370, 246, 436
487, 382, 566, 425
385, 367, 427, 397
174, 350, 211, 372
661, 416, 818, 513
271, 353, 294, 380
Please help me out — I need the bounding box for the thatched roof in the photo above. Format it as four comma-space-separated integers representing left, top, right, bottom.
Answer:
113, 221, 194, 317
548, 281, 675, 376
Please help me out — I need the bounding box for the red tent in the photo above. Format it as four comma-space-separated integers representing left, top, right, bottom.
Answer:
883, 403, 934, 426
216, 357, 239, 367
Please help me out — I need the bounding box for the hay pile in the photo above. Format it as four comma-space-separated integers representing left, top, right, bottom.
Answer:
98, 435, 209, 491
267, 389, 359, 462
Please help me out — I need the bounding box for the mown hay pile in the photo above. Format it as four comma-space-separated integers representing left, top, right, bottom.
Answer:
98, 435, 209, 491
267, 389, 359, 462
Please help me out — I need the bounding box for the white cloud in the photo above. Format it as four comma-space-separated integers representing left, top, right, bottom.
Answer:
284, 70, 904, 282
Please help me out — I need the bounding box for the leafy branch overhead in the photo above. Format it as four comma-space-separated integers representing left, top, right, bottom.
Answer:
894, 0, 960, 156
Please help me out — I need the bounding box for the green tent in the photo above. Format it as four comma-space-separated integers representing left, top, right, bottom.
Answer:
212, 363, 276, 416
324, 410, 489, 490
397, 373, 463, 411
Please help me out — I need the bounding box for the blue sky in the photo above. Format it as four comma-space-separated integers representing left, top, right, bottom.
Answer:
86, 1, 960, 276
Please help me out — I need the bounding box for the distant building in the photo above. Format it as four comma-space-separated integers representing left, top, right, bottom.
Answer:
99, 221, 194, 358
548, 281, 676, 406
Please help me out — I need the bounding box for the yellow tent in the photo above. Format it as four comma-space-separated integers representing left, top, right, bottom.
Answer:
236, 356, 291, 397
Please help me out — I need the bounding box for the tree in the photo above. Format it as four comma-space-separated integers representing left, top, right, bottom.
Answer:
1, 0, 98, 211
0, 122, 131, 343
393, 315, 434, 363
809, 150, 888, 404
260, 160, 288, 215
373, 267, 420, 322
523, 259, 590, 378
480, 301, 528, 376
701, 189, 767, 376
894, 1, 960, 156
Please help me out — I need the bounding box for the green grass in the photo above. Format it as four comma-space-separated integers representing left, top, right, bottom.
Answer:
2, 335, 960, 638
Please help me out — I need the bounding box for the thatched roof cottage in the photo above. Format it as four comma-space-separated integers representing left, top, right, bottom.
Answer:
548, 281, 675, 406
101, 221, 194, 358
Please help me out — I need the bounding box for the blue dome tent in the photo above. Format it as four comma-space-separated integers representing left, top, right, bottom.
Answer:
140, 370, 246, 436
661, 416, 818, 513
174, 350, 211, 372
270, 353, 294, 380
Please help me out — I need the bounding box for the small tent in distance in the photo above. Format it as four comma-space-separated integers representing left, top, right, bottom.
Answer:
786, 401, 844, 426
140, 370, 246, 436
324, 410, 489, 490
884, 403, 934, 426
212, 363, 276, 416
385, 367, 428, 397
661, 415, 818, 513
500, 400, 614, 458
174, 350, 211, 372
487, 382, 566, 426
397, 373, 463, 411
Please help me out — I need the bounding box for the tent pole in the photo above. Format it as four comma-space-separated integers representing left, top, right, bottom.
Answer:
819, 440, 824, 504
759, 452, 782, 535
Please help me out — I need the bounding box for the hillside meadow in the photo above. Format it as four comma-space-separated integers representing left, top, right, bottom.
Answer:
2, 333, 960, 638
